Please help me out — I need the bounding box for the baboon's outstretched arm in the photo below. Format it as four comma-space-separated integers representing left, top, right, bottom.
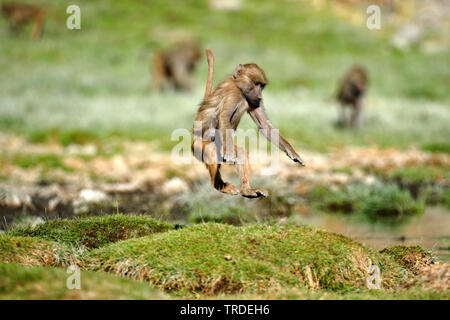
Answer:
248, 105, 305, 166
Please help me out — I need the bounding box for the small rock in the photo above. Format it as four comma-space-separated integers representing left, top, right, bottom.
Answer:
48, 197, 61, 211
0, 187, 34, 209
66, 144, 97, 156
73, 189, 110, 215
102, 182, 142, 193
161, 178, 189, 196
79, 189, 109, 203
224, 254, 232, 261
363, 175, 377, 185
31, 217, 44, 227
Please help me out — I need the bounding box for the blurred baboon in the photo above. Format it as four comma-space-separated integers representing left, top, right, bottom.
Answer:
151, 42, 201, 92
192, 49, 304, 198
1, 2, 46, 39
336, 65, 368, 128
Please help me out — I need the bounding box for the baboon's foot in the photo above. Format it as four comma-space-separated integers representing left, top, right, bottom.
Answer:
240, 187, 268, 198
218, 182, 239, 195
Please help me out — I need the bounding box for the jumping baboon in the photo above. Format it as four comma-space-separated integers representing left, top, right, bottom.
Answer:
151, 42, 201, 92
192, 49, 304, 198
336, 64, 368, 128
1, 2, 46, 39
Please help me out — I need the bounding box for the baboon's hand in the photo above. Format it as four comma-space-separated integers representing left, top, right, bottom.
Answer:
286, 150, 305, 166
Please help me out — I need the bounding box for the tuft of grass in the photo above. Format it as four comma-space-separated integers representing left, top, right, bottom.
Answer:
439, 188, 450, 210
388, 166, 449, 185
9, 153, 71, 171
382, 166, 449, 206
0, 235, 76, 267
380, 246, 436, 275
360, 184, 423, 223
9, 214, 173, 249
422, 142, 450, 154
86, 223, 407, 296
309, 185, 359, 213
27, 128, 101, 146
309, 183, 423, 224
0, 264, 168, 300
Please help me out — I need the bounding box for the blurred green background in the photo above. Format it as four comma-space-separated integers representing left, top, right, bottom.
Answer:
0, 0, 449, 152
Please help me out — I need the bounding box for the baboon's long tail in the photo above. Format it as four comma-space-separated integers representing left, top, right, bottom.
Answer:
204, 48, 214, 99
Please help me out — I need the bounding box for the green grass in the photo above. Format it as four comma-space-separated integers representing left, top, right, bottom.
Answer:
360, 184, 423, 223
388, 166, 449, 184
371, 166, 449, 207
0, 235, 76, 267
439, 189, 450, 210
8, 153, 71, 171
0, 0, 448, 152
27, 128, 101, 146
86, 223, 407, 296
422, 142, 450, 154
309, 183, 423, 224
9, 214, 173, 249
0, 263, 167, 300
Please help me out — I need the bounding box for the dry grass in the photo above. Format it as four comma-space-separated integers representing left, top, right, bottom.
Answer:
0, 235, 78, 267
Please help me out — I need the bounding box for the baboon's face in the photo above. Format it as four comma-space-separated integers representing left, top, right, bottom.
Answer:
233, 63, 267, 108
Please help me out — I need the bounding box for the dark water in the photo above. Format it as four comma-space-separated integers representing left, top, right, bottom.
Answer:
297, 206, 450, 262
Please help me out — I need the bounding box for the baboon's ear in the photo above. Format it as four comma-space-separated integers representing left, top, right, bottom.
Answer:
233, 64, 244, 79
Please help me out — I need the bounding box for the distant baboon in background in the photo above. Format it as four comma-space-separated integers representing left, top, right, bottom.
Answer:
336, 65, 368, 128
1, 2, 46, 39
151, 42, 201, 92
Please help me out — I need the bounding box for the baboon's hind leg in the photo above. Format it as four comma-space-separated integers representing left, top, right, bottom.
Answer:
350, 99, 363, 128
235, 146, 268, 198
339, 104, 349, 128
201, 141, 239, 195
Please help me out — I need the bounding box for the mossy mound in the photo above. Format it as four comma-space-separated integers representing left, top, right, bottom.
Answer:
380, 245, 436, 275
86, 223, 406, 296
0, 235, 75, 267
0, 264, 167, 300
9, 214, 172, 249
